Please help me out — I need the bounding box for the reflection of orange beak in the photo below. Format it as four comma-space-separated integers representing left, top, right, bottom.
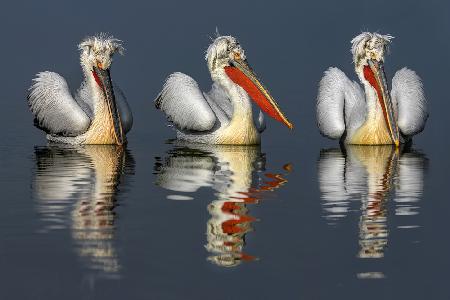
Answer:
224, 59, 293, 129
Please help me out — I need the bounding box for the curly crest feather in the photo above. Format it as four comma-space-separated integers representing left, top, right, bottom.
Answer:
351, 32, 394, 65
78, 33, 124, 55
205, 35, 245, 73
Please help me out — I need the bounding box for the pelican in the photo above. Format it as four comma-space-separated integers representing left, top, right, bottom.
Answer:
28, 34, 133, 145
317, 32, 428, 146
155, 35, 293, 145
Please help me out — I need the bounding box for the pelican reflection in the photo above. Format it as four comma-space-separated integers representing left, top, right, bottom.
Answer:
154, 143, 290, 267
318, 145, 427, 275
32, 145, 134, 278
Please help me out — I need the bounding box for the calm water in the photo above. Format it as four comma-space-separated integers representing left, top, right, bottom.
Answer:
1, 0, 450, 299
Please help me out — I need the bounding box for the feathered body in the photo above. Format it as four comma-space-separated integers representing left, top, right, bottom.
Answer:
317, 32, 428, 145
155, 35, 292, 145
28, 34, 133, 145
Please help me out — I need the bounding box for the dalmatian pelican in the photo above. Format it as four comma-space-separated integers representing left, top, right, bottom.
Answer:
317, 32, 428, 146
28, 34, 133, 145
155, 35, 293, 145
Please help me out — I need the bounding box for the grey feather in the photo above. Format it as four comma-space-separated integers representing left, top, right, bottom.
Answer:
205, 82, 233, 119
316, 67, 365, 140
155, 72, 216, 131
74, 80, 94, 119
391, 68, 428, 137
28, 71, 91, 136
113, 83, 133, 133
203, 83, 232, 126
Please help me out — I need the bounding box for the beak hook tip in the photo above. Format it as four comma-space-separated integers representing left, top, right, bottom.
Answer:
285, 120, 294, 129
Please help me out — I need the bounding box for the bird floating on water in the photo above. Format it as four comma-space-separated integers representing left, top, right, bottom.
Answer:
316, 32, 428, 146
155, 35, 293, 145
28, 34, 133, 145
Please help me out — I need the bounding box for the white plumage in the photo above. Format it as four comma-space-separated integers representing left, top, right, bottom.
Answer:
155, 35, 291, 145
28, 34, 132, 145
317, 67, 365, 140
391, 68, 427, 136
29, 72, 91, 136
156, 72, 217, 131
317, 32, 428, 145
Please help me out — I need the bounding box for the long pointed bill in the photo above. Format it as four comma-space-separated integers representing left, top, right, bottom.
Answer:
92, 67, 125, 145
224, 59, 293, 129
363, 60, 399, 147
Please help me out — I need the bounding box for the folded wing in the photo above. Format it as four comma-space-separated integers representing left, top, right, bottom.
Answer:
113, 83, 133, 134
391, 68, 428, 137
155, 72, 216, 132
316, 67, 364, 139
28, 72, 91, 136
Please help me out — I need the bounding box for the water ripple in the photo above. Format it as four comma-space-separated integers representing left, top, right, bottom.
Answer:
317, 145, 427, 276
154, 143, 290, 267
32, 145, 134, 279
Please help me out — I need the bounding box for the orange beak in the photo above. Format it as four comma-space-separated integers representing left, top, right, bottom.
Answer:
92, 66, 125, 145
364, 59, 399, 147
224, 59, 293, 129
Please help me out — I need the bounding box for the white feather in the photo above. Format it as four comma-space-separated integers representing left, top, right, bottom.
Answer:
316, 67, 365, 140
204, 82, 232, 119
28, 71, 91, 136
156, 72, 216, 131
391, 68, 428, 137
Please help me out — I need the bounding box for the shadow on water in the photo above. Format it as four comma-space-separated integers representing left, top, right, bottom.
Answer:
31, 145, 135, 280
154, 142, 291, 267
317, 144, 428, 279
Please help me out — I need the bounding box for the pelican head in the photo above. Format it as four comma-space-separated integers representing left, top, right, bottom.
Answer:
206, 36, 246, 72
79, 34, 124, 71
351, 32, 393, 73
78, 34, 126, 145
205, 35, 293, 129
351, 32, 399, 146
